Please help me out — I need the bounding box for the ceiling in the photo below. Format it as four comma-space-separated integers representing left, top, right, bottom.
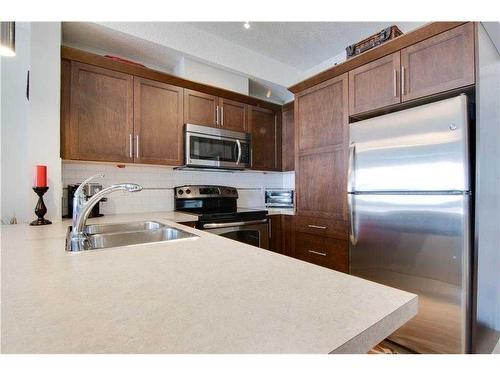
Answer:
187, 22, 426, 71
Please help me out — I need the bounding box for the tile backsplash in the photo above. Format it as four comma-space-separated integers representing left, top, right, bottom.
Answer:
62, 162, 295, 216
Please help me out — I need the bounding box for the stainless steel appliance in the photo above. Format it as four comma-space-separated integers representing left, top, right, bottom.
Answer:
184, 124, 251, 170
348, 95, 472, 353
265, 189, 294, 208
66, 182, 106, 218
175, 185, 269, 249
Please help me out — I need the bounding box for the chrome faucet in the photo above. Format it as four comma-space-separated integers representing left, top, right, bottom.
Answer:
70, 175, 143, 250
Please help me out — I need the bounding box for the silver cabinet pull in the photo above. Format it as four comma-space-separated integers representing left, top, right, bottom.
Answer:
308, 250, 327, 257
393, 69, 398, 97
136, 135, 139, 158
129, 134, 133, 158
216, 105, 219, 125
307, 224, 327, 230
401, 66, 406, 95
221, 106, 224, 126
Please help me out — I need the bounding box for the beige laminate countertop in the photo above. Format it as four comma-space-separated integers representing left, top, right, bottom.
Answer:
1, 211, 416, 354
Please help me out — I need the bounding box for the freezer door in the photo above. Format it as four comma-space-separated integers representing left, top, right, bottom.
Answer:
349, 193, 471, 353
348, 95, 470, 192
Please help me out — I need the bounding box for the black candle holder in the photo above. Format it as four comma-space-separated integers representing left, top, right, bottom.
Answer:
30, 186, 52, 226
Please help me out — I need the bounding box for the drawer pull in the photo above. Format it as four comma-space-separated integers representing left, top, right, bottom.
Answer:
308, 224, 327, 230
308, 250, 327, 257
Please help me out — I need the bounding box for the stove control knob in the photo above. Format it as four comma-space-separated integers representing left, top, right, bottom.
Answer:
177, 189, 184, 195
185, 189, 191, 195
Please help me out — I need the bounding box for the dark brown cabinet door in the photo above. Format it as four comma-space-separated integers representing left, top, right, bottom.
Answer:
401, 23, 475, 102
295, 73, 348, 220
349, 52, 401, 115
282, 103, 295, 171
134, 78, 184, 165
184, 89, 218, 127
219, 98, 247, 132
249, 106, 281, 171
294, 231, 348, 273
68, 62, 134, 162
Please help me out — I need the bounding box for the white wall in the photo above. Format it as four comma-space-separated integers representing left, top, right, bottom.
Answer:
174, 57, 249, 95
62, 162, 294, 215
1, 22, 62, 224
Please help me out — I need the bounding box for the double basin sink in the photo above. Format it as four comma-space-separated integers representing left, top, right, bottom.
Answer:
66, 220, 198, 251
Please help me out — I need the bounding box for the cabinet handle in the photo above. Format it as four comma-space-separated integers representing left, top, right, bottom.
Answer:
221, 106, 224, 126
308, 250, 327, 257
136, 135, 139, 158
401, 66, 406, 95
308, 224, 327, 230
393, 69, 398, 97
216, 105, 219, 125
129, 134, 133, 158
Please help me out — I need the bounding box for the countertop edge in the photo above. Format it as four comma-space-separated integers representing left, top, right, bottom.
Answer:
330, 296, 418, 354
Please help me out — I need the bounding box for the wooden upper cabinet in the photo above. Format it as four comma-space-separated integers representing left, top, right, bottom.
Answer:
219, 98, 247, 132
349, 52, 401, 115
67, 62, 134, 163
184, 89, 218, 127
401, 23, 475, 102
282, 103, 295, 171
295, 73, 348, 219
249, 106, 281, 171
134, 78, 184, 165
296, 75, 347, 153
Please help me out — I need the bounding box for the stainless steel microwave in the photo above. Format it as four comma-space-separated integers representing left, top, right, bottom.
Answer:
184, 124, 251, 170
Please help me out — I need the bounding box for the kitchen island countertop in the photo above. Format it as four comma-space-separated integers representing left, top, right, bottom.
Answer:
1, 211, 416, 353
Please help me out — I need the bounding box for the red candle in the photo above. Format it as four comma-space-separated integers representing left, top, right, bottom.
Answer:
34, 165, 47, 187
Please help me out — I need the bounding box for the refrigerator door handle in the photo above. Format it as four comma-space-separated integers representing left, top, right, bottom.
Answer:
347, 142, 356, 193
348, 194, 357, 245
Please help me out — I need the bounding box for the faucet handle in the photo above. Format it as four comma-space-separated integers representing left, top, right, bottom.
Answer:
75, 173, 104, 198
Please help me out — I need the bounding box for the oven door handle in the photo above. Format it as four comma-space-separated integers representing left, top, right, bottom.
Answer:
202, 219, 268, 229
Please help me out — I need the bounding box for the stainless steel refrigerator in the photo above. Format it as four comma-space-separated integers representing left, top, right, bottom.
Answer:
348, 95, 471, 353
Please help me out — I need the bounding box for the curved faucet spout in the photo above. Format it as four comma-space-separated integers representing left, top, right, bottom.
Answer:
72, 183, 143, 237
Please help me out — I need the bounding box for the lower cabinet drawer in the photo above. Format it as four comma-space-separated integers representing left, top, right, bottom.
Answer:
294, 231, 349, 273
294, 215, 348, 240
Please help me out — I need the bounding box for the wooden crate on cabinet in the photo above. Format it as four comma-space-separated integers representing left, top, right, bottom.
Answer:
248, 106, 281, 171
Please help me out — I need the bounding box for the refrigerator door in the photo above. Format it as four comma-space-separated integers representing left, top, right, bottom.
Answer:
349, 193, 471, 353
348, 95, 470, 193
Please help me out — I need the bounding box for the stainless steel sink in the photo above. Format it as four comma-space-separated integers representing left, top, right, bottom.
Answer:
84, 221, 165, 234
66, 221, 198, 251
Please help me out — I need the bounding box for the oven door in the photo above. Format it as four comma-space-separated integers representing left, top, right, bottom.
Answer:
186, 132, 250, 169
202, 219, 269, 249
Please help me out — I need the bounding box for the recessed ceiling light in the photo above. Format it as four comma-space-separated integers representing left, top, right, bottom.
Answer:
243, 22, 250, 30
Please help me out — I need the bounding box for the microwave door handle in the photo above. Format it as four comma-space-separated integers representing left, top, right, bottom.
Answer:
347, 142, 356, 193
236, 139, 242, 164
